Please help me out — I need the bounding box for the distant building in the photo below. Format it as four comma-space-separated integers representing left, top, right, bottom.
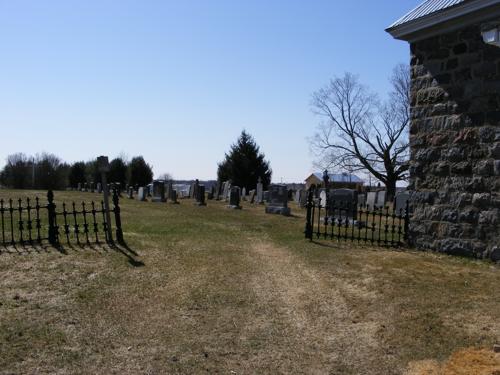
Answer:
304, 172, 364, 190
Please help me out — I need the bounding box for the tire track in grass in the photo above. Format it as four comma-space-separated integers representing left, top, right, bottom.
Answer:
243, 239, 389, 374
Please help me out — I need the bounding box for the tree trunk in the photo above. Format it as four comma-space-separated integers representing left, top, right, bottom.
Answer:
385, 179, 396, 203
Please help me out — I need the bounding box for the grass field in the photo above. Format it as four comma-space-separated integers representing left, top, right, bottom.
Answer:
0, 189, 499, 374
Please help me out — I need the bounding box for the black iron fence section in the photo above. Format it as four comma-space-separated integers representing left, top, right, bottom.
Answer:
304, 189, 410, 247
0, 188, 123, 247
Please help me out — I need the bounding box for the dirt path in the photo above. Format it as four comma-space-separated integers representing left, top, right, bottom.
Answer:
243, 239, 393, 374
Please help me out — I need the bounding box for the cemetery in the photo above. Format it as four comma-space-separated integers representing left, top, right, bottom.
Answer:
0, 185, 498, 374
0, 0, 499, 373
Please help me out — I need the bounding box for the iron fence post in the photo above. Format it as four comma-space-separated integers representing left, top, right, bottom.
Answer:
113, 187, 124, 244
404, 199, 410, 242
304, 188, 314, 240
47, 190, 58, 245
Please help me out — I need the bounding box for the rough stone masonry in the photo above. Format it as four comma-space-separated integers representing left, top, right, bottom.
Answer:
409, 22, 500, 260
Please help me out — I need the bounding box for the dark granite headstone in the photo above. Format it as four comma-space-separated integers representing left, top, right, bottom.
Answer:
228, 186, 241, 209
394, 192, 410, 215
265, 184, 290, 215
166, 181, 173, 201
151, 180, 166, 202
328, 189, 358, 220
194, 185, 206, 206
263, 191, 269, 202
207, 185, 215, 200
169, 189, 179, 204
299, 190, 308, 208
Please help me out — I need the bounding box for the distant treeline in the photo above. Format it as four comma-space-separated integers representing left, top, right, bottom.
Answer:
0, 153, 154, 190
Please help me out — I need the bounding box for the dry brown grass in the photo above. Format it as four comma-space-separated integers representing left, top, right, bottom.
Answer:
0, 189, 499, 374
405, 348, 500, 375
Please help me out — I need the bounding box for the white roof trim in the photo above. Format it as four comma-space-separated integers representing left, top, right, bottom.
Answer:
386, 0, 500, 41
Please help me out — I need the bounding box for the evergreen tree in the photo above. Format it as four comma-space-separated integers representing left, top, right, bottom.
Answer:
128, 156, 153, 187
217, 131, 272, 190
108, 157, 128, 187
84, 159, 101, 185
68, 161, 86, 188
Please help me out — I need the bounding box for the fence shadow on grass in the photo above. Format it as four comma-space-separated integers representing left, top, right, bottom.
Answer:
0, 240, 144, 267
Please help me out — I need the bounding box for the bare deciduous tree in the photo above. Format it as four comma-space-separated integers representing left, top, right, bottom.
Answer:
158, 173, 173, 181
310, 64, 410, 200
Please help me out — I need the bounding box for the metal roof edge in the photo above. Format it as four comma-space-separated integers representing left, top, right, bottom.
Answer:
386, 0, 500, 41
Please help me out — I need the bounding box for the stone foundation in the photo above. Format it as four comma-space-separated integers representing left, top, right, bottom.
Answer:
409, 23, 500, 260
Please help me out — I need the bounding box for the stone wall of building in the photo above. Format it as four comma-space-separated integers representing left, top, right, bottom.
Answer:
409, 23, 500, 260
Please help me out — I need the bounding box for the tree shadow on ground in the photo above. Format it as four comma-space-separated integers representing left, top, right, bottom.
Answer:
0, 241, 145, 267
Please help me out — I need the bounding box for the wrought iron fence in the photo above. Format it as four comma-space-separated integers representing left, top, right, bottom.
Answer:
304, 189, 410, 247
0, 188, 123, 247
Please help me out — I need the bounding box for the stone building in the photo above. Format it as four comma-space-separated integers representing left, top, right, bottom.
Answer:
387, 0, 500, 260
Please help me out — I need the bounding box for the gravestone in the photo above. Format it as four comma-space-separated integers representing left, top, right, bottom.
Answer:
151, 180, 166, 202
241, 187, 247, 201
265, 184, 290, 215
357, 194, 366, 207
169, 189, 179, 204
375, 190, 386, 209
299, 190, 308, 208
192, 180, 200, 200
394, 192, 410, 215
225, 182, 232, 201
256, 177, 264, 204
319, 189, 327, 206
263, 191, 269, 202
227, 186, 241, 209
295, 189, 302, 203
366, 192, 377, 210
166, 181, 173, 201
214, 181, 222, 200
328, 189, 358, 220
207, 186, 215, 200
222, 181, 230, 202
194, 185, 206, 206
249, 189, 256, 204
137, 187, 147, 201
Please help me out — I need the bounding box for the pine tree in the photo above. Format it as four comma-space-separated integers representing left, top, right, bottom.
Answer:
108, 157, 128, 188
128, 156, 153, 187
217, 131, 272, 190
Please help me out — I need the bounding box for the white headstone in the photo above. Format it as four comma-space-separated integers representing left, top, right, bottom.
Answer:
375, 191, 386, 209
366, 192, 377, 210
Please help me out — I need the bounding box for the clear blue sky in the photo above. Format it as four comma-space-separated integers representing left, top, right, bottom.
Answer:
0, 0, 420, 182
